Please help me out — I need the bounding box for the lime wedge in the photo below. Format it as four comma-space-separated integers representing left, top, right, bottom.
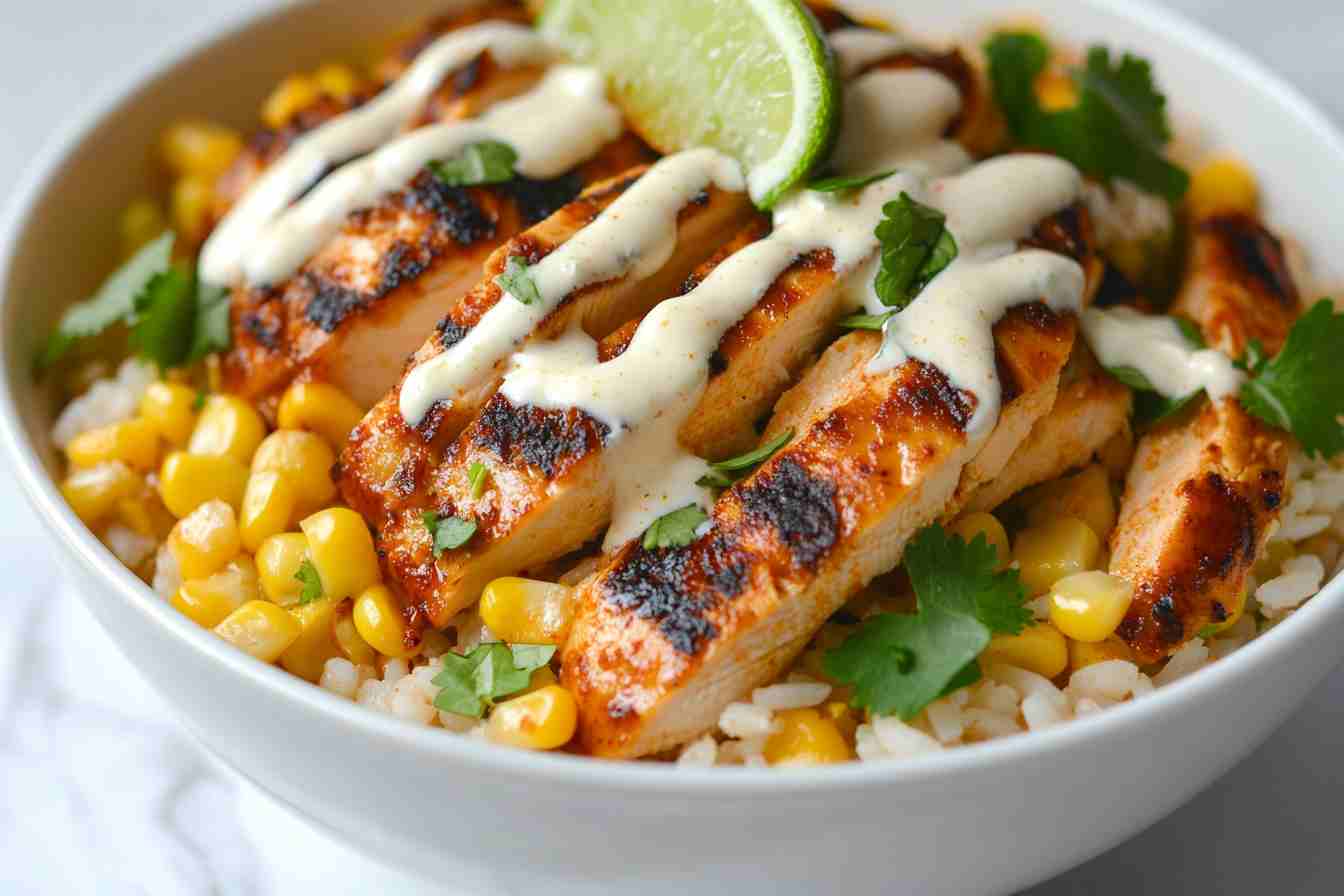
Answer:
539, 0, 838, 207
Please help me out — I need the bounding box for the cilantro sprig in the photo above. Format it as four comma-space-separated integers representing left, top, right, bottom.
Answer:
984, 32, 1188, 200
696, 429, 794, 490
432, 642, 556, 718
428, 140, 518, 187
467, 461, 490, 499
1238, 299, 1344, 458
824, 524, 1031, 719
294, 558, 324, 604
808, 170, 896, 194
39, 231, 233, 371
1104, 301, 1344, 455
422, 511, 478, 556
495, 255, 541, 305
838, 311, 894, 331
873, 193, 958, 310
642, 504, 709, 551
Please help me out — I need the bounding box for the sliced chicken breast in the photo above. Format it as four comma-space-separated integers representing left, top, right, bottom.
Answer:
1110, 211, 1300, 662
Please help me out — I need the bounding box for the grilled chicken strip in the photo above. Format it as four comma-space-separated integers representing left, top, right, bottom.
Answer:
395, 219, 876, 628
338, 170, 757, 578
224, 135, 652, 412
561, 209, 1097, 758
219, 4, 613, 412
1110, 211, 1300, 662
213, 2, 532, 219
564, 306, 1077, 757
963, 341, 1131, 514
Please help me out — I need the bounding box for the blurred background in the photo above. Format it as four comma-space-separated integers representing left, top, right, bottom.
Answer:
1, 1, 1341, 893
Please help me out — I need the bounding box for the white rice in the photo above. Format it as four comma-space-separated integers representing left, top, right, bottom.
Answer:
103, 523, 156, 569
51, 358, 156, 448
750, 682, 830, 710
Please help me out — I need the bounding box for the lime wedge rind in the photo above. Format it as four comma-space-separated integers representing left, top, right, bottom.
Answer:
539, 0, 838, 208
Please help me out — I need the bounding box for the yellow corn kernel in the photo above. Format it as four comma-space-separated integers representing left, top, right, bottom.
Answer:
763, 708, 852, 766
1035, 68, 1078, 111
252, 431, 337, 514
262, 74, 321, 130
66, 418, 161, 472
255, 532, 310, 604
188, 395, 266, 464
240, 471, 300, 552
980, 622, 1069, 679
313, 63, 360, 99
479, 577, 575, 646
332, 605, 379, 665
486, 685, 578, 750
821, 701, 858, 744
950, 511, 1011, 571
159, 119, 243, 179
1049, 570, 1135, 642
167, 498, 241, 580
301, 507, 380, 600
158, 451, 249, 518
1068, 634, 1133, 671
280, 597, 342, 682
61, 461, 141, 524
276, 381, 365, 448
1027, 465, 1116, 543
120, 198, 166, 258
214, 600, 302, 663
352, 584, 416, 658
114, 488, 176, 540
1014, 516, 1102, 595
172, 174, 214, 245
171, 557, 261, 628
139, 382, 198, 446
1187, 157, 1259, 220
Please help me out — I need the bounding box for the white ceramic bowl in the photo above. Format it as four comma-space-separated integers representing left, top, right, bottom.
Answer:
3, 1, 1342, 893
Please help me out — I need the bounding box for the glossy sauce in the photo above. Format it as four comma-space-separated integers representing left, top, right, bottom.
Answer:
1081, 306, 1245, 400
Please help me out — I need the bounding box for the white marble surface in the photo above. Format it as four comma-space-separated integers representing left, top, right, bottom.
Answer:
1, 2, 1342, 893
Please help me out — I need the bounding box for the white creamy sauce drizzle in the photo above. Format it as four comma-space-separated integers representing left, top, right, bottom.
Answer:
245, 66, 621, 285
201, 22, 553, 286
1081, 306, 1245, 399
496, 66, 970, 549
828, 26, 912, 79
398, 147, 746, 425
831, 68, 963, 175
864, 155, 1086, 437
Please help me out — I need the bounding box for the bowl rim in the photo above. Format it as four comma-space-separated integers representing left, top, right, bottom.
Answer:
3, 0, 1343, 797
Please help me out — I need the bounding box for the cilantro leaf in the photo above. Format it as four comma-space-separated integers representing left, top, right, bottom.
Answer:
294, 558, 324, 604
431, 642, 557, 718
1239, 299, 1344, 458
39, 232, 174, 369
428, 141, 518, 187
838, 311, 893, 331
467, 461, 490, 499
809, 169, 896, 193
872, 194, 957, 310
823, 524, 1029, 719
1132, 389, 1201, 428
984, 32, 1189, 200
422, 511, 478, 556
695, 428, 794, 489
1173, 315, 1206, 350
641, 503, 709, 551
495, 255, 541, 305
127, 268, 196, 367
